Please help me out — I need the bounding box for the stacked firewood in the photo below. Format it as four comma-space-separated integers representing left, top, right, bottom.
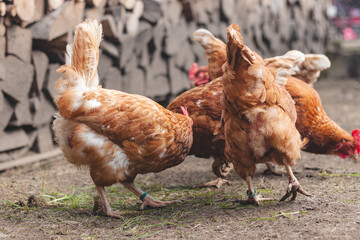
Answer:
0, 0, 333, 164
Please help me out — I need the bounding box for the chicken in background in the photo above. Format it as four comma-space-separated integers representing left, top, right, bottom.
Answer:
52, 20, 193, 218
191, 28, 360, 165
167, 79, 231, 188
222, 24, 310, 204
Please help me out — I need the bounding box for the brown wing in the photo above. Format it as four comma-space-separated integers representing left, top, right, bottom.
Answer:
57, 88, 192, 162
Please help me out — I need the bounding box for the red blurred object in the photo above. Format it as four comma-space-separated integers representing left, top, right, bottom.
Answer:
188, 63, 210, 87
343, 27, 357, 40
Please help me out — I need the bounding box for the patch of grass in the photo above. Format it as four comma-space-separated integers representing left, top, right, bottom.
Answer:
249, 217, 276, 221
319, 172, 360, 177
339, 199, 360, 204
40, 186, 93, 210
135, 230, 162, 239
0, 199, 30, 211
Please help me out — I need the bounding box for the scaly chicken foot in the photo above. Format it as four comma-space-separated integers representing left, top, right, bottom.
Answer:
123, 183, 178, 210
140, 195, 178, 210
235, 176, 273, 206
93, 186, 125, 219
197, 177, 230, 188
197, 158, 233, 188
280, 164, 312, 201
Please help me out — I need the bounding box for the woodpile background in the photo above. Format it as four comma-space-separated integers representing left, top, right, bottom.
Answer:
0, 0, 333, 167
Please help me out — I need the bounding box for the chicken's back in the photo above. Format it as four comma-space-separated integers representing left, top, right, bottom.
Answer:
285, 76, 354, 154
167, 79, 224, 158
58, 87, 192, 173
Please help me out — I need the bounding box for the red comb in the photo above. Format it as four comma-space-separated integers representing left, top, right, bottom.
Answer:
352, 129, 360, 154
180, 106, 189, 117
352, 129, 360, 139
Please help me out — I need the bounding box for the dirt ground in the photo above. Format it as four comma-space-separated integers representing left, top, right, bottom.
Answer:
1, 78, 360, 240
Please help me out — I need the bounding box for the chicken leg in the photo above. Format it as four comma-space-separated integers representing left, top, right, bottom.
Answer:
122, 183, 178, 210
280, 163, 311, 201
93, 186, 125, 218
197, 157, 232, 188
244, 176, 273, 206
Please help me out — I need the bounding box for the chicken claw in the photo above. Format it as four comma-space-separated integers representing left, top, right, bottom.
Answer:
239, 176, 273, 206
123, 183, 179, 210
246, 194, 273, 206
280, 164, 311, 201
140, 194, 179, 210
197, 177, 230, 188
280, 178, 312, 201
234, 190, 273, 206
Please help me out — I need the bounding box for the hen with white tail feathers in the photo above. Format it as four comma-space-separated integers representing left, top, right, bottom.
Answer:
53, 20, 193, 218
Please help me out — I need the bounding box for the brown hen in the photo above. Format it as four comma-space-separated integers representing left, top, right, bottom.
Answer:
53, 20, 193, 218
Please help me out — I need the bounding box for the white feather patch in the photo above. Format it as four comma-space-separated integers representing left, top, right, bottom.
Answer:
109, 148, 130, 171
84, 99, 102, 109
65, 44, 73, 66
159, 149, 166, 159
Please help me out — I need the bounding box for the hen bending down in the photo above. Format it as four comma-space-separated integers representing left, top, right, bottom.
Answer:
52, 20, 193, 218
222, 24, 310, 204
167, 79, 230, 188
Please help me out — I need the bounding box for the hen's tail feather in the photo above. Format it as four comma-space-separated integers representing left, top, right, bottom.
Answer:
193, 29, 226, 54
225, 24, 255, 72
264, 50, 306, 86
55, 19, 103, 94
193, 29, 227, 80
302, 54, 331, 71
264, 50, 306, 72
294, 54, 331, 85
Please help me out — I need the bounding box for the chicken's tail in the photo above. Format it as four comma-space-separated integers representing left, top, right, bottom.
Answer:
193, 29, 227, 79
193, 29, 226, 55
55, 19, 103, 94
224, 24, 257, 77
293, 54, 331, 85
264, 50, 306, 72
264, 50, 306, 86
